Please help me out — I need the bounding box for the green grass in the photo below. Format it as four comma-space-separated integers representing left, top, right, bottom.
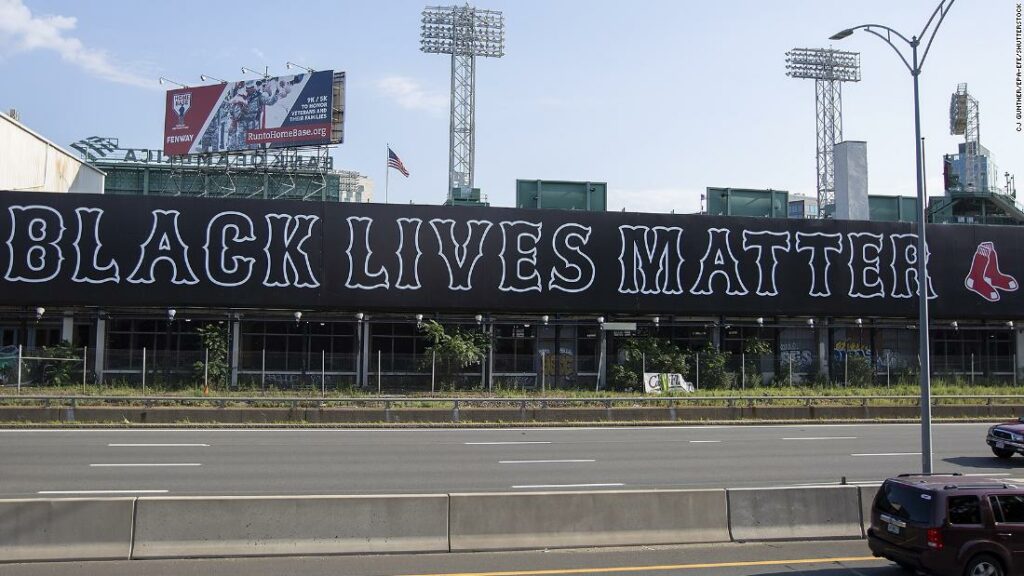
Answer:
0, 380, 1020, 409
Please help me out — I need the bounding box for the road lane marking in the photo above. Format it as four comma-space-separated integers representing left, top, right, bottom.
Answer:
500, 459, 595, 464
851, 452, 921, 457
107, 443, 209, 447
37, 490, 169, 495
688, 440, 721, 443
783, 436, 857, 440
465, 441, 552, 445
512, 483, 624, 489
89, 463, 202, 467
393, 555, 879, 576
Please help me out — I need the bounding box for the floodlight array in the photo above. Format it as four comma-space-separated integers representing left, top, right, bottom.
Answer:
785, 48, 861, 82
421, 5, 505, 57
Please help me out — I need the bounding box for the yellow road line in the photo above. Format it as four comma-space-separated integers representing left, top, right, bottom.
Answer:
395, 555, 879, 576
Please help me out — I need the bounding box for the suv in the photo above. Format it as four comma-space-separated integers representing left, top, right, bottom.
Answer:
987, 418, 1024, 459
868, 474, 1024, 576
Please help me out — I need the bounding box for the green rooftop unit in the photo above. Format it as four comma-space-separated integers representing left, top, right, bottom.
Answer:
444, 187, 489, 207
706, 187, 788, 218
516, 180, 607, 211
869, 195, 918, 223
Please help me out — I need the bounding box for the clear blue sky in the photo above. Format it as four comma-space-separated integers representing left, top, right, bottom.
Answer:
1, 0, 1019, 212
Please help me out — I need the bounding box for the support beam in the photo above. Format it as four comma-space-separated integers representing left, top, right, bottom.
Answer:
93, 317, 106, 384
61, 313, 74, 345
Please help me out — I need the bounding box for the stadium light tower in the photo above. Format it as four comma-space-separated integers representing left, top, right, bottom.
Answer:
785, 48, 861, 216
421, 4, 505, 204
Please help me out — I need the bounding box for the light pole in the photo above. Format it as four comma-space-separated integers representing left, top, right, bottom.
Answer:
831, 0, 954, 474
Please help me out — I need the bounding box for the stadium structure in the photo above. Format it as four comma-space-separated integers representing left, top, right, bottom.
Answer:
0, 38, 1020, 394
70, 136, 371, 203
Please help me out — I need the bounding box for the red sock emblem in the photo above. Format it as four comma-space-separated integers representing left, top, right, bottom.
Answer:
965, 242, 1016, 302
981, 241, 1018, 292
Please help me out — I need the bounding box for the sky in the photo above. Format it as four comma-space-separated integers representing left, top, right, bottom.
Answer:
0, 0, 1020, 213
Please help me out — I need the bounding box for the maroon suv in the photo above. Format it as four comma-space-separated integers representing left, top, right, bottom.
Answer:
987, 418, 1024, 458
868, 474, 1024, 576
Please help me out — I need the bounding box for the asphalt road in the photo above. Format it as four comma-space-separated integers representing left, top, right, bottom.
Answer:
4, 538, 891, 576
0, 422, 1019, 497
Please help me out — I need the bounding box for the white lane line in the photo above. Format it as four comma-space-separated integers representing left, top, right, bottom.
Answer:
500, 459, 596, 464
782, 436, 858, 440
107, 443, 209, 447
851, 452, 921, 457
89, 463, 201, 467
512, 483, 624, 489
38, 489, 170, 495
689, 440, 722, 443
465, 441, 552, 445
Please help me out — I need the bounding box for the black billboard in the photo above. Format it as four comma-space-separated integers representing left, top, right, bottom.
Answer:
0, 191, 1021, 320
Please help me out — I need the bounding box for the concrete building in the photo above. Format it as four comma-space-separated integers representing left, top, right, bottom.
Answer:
0, 112, 104, 194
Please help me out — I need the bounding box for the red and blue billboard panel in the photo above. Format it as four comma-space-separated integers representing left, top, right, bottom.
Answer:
163, 70, 335, 156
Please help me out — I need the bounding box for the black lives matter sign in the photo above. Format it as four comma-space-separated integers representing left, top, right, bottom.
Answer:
0, 191, 1020, 320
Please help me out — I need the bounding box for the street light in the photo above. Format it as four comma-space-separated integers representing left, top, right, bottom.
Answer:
831, 0, 955, 474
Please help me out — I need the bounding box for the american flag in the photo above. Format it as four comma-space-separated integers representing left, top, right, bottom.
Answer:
387, 148, 410, 177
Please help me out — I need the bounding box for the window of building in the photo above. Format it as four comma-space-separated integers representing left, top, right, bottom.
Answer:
370, 322, 432, 373
493, 324, 535, 373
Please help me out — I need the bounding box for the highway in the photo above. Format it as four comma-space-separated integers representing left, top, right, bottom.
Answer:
4, 539, 892, 576
1, 422, 1020, 497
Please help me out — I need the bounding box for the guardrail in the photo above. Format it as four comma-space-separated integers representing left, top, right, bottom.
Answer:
1, 394, 1020, 424
1, 393, 1023, 407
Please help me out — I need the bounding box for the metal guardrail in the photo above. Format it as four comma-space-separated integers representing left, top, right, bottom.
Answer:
1, 394, 1023, 408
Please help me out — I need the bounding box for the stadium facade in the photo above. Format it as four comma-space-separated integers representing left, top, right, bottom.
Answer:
0, 113, 1021, 392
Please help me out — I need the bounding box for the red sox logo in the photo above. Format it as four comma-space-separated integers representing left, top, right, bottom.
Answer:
965, 242, 1017, 302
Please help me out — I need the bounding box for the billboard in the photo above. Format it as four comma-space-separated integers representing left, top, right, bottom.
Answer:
0, 190, 1023, 320
163, 70, 341, 156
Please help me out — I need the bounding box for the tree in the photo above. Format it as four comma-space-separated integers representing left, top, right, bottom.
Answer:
193, 322, 229, 393
418, 320, 489, 390
30, 340, 78, 386
696, 342, 735, 389
608, 336, 690, 392
742, 337, 773, 387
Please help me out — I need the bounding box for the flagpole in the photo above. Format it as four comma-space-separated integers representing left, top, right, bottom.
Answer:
385, 142, 390, 204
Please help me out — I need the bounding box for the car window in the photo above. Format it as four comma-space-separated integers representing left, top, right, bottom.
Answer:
992, 495, 1024, 523
875, 482, 935, 524
948, 496, 981, 524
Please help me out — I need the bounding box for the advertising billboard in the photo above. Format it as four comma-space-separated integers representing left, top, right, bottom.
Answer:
1, 190, 1023, 320
163, 70, 340, 156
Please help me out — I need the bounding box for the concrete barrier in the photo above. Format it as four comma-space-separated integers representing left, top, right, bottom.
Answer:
132, 494, 449, 558
727, 486, 862, 541
449, 489, 729, 551
0, 498, 135, 562
859, 484, 880, 536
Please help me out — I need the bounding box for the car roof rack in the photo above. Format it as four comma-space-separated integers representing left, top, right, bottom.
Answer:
897, 472, 963, 477
944, 483, 1015, 490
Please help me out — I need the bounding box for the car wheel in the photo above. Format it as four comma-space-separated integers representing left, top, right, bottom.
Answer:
894, 560, 915, 572
992, 447, 1015, 459
966, 555, 1004, 576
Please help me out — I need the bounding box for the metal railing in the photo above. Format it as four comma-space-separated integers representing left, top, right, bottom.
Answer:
2, 393, 1023, 409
